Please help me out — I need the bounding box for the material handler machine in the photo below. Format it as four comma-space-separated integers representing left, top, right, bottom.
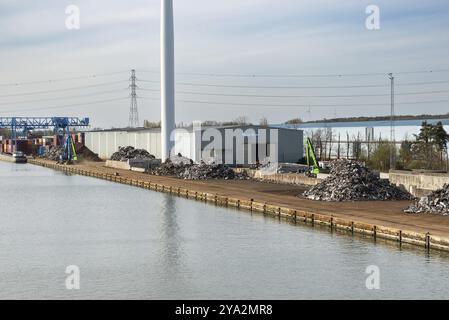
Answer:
305, 137, 329, 176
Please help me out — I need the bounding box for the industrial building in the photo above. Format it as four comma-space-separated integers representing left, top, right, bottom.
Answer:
85, 125, 303, 165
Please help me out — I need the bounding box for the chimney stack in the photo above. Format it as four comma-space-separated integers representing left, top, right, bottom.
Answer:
160, 0, 175, 161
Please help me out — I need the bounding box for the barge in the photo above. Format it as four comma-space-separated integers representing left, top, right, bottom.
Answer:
0, 152, 28, 164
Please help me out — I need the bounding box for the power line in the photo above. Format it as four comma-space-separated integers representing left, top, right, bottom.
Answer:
141, 70, 388, 78
138, 79, 449, 89
140, 96, 449, 107
0, 80, 127, 98
398, 80, 449, 86
138, 79, 389, 89
0, 89, 128, 105
393, 69, 449, 75
0, 97, 128, 114
4, 95, 447, 115
390, 98, 449, 105
395, 89, 449, 96
0, 71, 129, 87
2, 80, 447, 104
138, 87, 449, 98
139, 68, 449, 78
2, 67, 449, 88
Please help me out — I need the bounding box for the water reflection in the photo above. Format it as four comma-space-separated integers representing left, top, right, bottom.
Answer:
159, 194, 183, 268
155, 194, 196, 297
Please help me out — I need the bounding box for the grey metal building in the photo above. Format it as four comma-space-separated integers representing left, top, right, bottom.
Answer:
85, 125, 303, 165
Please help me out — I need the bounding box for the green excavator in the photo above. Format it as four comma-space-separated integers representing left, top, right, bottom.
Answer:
305, 137, 329, 176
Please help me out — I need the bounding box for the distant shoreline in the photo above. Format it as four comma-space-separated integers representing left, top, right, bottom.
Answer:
298, 114, 449, 125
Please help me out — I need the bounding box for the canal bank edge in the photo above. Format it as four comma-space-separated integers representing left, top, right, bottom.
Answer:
25, 158, 449, 253
0, 153, 27, 164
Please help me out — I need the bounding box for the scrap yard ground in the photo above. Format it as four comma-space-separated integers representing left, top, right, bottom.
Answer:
28, 158, 449, 241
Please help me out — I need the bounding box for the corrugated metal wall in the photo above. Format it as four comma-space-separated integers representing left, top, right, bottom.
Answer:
85, 127, 303, 163
85, 130, 163, 159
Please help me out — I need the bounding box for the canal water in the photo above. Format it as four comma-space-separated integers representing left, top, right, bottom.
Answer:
1, 162, 449, 299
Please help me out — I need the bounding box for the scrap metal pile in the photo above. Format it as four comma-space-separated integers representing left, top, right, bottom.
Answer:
303, 160, 413, 201
76, 146, 102, 162
41, 146, 64, 161
178, 162, 249, 180
150, 154, 248, 180
110, 146, 155, 161
404, 184, 449, 215
150, 155, 193, 176
41, 145, 101, 162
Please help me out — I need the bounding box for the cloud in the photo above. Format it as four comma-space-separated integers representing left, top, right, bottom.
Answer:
0, 0, 448, 127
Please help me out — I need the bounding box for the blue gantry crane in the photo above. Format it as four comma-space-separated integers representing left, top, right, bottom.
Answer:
0, 117, 89, 161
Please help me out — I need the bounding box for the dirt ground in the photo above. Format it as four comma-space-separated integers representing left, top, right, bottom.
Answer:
55, 160, 449, 238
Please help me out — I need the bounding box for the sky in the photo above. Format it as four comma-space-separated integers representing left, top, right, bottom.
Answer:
0, 0, 449, 128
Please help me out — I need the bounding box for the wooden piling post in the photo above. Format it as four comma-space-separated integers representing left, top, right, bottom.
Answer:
426, 232, 431, 251
373, 225, 377, 241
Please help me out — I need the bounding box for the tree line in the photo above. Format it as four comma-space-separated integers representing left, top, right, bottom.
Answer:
308, 121, 449, 172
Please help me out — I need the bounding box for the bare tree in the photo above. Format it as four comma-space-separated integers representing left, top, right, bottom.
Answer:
325, 128, 334, 160
311, 129, 326, 160
346, 132, 350, 159
352, 133, 362, 160
285, 118, 303, 125
233, 116, 249, 126
259, 117, 269, 127
143, 120, 161, 128
337, 133, 341, 159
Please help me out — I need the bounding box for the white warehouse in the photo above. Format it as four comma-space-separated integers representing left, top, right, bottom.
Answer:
85, 125, 303, 165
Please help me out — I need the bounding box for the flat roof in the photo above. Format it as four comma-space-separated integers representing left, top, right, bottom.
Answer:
277, 118, 449, 129
87, 125, 301, 134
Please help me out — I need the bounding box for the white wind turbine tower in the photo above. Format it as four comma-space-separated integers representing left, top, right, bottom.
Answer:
160, 0, 175, 161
